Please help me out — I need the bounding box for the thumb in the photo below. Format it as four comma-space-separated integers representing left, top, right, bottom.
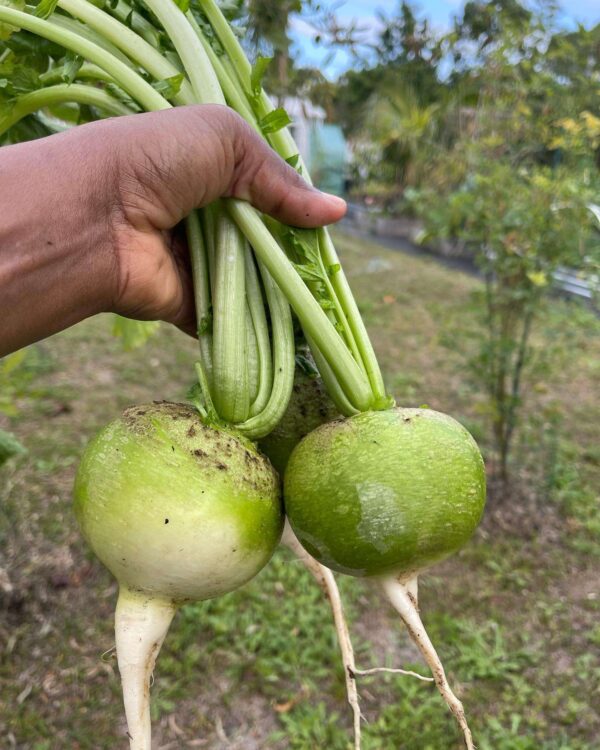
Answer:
106, 105, 347, 231
223, 109, 348, 227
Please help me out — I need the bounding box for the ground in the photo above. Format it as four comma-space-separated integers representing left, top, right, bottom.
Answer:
1, 230, 598, 749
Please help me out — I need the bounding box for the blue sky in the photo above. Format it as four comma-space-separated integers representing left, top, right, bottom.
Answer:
291, 0, 600, 77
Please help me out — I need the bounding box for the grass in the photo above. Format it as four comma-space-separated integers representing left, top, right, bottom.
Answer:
0, 229, 599, 749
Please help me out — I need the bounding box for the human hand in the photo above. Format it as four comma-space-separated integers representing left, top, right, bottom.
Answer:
0, 105, 346, 355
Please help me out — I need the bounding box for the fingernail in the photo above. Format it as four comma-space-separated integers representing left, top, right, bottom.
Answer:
322, 193, 347, 210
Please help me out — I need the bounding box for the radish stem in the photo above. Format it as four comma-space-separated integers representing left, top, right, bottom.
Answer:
57, 0, 195, 105
245, 248, 273, 417
0, 84, 132, 136
186, 211, 213, 384
212, 214, 249, 423
0, 7, 170, 112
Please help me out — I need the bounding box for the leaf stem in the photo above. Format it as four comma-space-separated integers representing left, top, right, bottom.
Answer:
141, 0, 223, 106
227, 199, 373, 412
0, 7, 170, 112
236, 261, 295, 440
57, 0, 195, 105
244, 247, 273, 417
185, 210, 213, 384
0, 83, 132, 136
211, 214, 249, 423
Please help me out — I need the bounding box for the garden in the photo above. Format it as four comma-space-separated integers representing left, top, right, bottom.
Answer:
0, 1, 599, 749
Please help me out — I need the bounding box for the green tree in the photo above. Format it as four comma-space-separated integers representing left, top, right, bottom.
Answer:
357, 82, 442, 194
334, 1, 443, 137
245, 0, 302, 99
407, 6, 600, 485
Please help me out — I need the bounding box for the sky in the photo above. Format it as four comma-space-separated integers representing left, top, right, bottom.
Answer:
290, 0, 600, 77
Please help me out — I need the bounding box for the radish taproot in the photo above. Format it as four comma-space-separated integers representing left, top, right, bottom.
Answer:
74, 402, 282, 750
285, 407, 485, 748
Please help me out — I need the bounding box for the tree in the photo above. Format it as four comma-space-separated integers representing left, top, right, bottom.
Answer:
245, 0, 302, 99
407, 7, 600, 485
334, 1, 443, 138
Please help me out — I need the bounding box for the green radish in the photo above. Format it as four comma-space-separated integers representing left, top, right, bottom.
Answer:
284, 407, 486, 749
74, 401, 282, 750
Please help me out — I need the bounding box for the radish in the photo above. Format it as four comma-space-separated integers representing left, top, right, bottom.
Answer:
285, 407, 485, 748
74, 401, 282, 750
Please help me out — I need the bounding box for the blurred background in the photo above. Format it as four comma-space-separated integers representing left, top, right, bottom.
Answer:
1, 1, 599, 748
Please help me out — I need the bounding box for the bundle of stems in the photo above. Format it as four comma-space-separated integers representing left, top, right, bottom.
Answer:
0, 0, 391, 434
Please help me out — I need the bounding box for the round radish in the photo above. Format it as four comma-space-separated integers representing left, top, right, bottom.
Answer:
74, 401, 282, 750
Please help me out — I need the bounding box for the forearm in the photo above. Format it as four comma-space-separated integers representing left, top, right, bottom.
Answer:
0, 130, 116, 356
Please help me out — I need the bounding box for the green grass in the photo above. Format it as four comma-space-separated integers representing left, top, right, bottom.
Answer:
0, 230, 598, 749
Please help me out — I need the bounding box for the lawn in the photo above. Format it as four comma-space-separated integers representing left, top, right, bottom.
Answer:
1, 229, 598, 749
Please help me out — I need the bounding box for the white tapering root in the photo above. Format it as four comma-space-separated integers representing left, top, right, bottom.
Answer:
115, 587, 177, 750
282, 521, 363, 749
283, 523, 433, 750
381, 575, 475, 750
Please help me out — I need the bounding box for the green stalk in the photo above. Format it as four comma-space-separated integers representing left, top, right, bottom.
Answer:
0, 7, 170, 113
197, 0, 386, 408
211, 214, 249, 423
57, 0, 195, 105
227, 199, 373, 412
185, 210, 213, 384
244, 247, 272, 417
237, 262, 295, 440
196, 0, 251, 89
202, 203, 218, 291
39, 62, 115, 85
264, 216, 362, 367
141, 0, 223, 106
196, 0, 298, 160
109, 0, 163, 48
185, 11, 261, 133
245, 305, 260, 404
46, 13, 137, 69
319, 229, 388, 405
305, 335, 359, 416
187, 23, 376, 407
0, 84, 132, 136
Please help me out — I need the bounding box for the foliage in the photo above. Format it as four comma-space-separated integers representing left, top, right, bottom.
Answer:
111, 316, 161, 350
0, 349, 51, 467
335, 2, 443, 138
411, 163, 597, 481
346, 0, 600, 483
353, 82, 442, 197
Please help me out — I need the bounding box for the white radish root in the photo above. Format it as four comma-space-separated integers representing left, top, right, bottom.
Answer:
282, 521, 363, 748
115, 587, 177, 750
381, 575, 475, 750
282, 522, 432, 750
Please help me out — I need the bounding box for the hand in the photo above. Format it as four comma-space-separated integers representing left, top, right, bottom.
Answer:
0, 105, 346, 355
